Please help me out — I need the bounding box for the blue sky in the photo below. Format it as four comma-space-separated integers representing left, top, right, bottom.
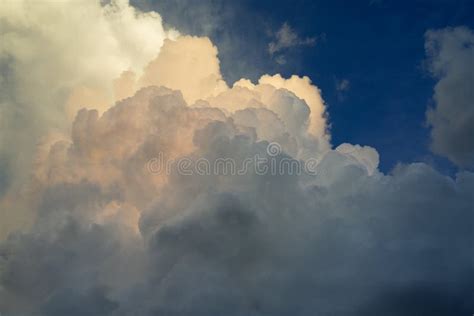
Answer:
134, 0, 474, 173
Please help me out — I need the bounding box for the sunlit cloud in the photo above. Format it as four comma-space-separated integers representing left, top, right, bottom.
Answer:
0, 1, 472, 315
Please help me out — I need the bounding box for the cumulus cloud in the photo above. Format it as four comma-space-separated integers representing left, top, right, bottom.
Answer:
0, 1, 472, 315
425, 26, 474, 168
139, 36, 228, 104
1, 83, 472, 313
0, 0, 177, 237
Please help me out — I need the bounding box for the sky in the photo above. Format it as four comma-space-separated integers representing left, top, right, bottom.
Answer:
134, 0, 474, 172
0, 1, 473, 315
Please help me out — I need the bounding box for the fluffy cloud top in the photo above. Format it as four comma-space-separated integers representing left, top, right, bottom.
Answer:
0, 1, 472, 315
139, 36, 228, 104
0, 0, 176, 236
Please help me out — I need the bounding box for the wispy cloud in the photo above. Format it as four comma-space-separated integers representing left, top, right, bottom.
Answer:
268, 22, 317, 55
336, 78, 350, 92
335, 78, 350, 101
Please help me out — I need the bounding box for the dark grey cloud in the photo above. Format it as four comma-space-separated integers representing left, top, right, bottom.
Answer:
0, 88, 472, 315
41, 287, 119, 316
425, 26, 474, 168
356, 284, 474, 316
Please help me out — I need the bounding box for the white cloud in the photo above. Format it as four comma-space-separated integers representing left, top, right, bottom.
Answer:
139, 36, 228, 104
0, 0, 177, 236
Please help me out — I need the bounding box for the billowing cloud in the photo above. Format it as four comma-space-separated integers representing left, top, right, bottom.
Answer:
425, 26, 474, 168
0, 1, 472, 315
139, 36, 228, 104
1, 83, 472, 313
0, 0, 177, 237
